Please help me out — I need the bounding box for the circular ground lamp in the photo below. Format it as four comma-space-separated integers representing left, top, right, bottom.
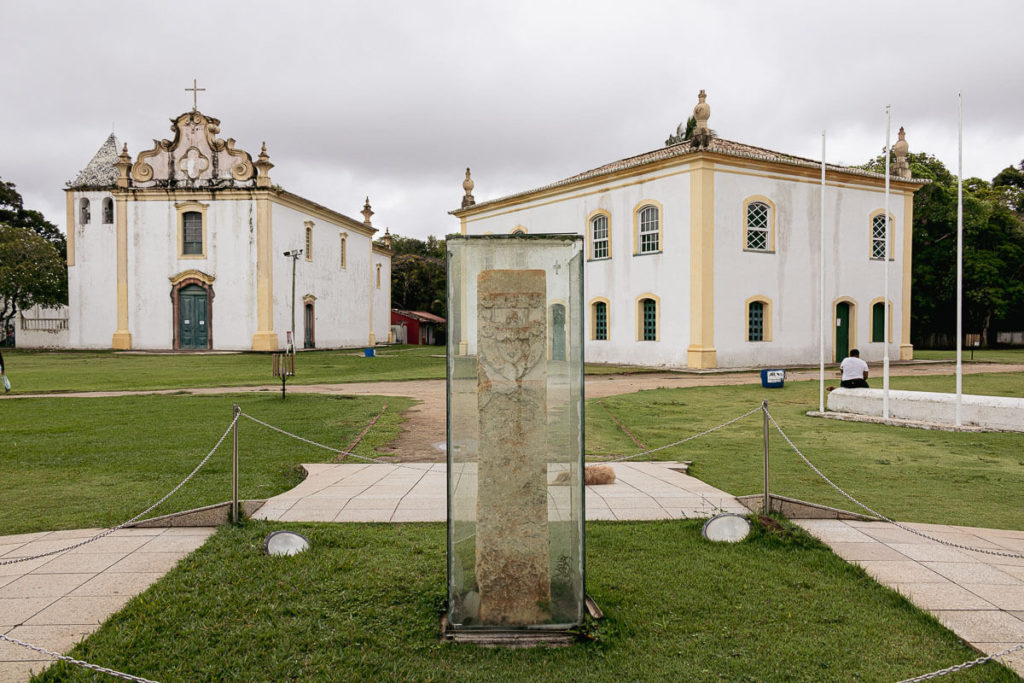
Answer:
263, 530, 311, 556
701, 513, 752, 543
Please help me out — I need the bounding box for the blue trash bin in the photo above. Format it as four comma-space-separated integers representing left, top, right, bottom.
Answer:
760, 369, 785, 388
364, 348, 375, 358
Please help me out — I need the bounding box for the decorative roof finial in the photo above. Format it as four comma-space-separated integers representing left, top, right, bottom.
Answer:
254, 142, 274, 188
362, 197, 374, 226
461, 167, 476, 208
382, 226, 392, 249
115, 143, 133, 189
893, 126, 911, 179
690, 89, 712, 149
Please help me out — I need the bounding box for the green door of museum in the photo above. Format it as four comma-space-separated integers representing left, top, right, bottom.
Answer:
835, 301, 850, 361
179, 284, 208, 349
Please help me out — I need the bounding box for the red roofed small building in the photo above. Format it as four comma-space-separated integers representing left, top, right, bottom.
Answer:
391, 309, 446, 345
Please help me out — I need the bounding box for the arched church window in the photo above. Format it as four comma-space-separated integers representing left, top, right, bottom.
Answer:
102, 198, 113, 224
182, 211, 203, 255
376, 263, 382, 289
80, 198, 91, 224
305, 223, 314, 261
637, 205, 659, 253
745, 201, 771, 251
590, 214, 609, 259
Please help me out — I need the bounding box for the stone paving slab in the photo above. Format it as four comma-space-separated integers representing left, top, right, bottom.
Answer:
0, 526, 215, 682
254, 461, 749, 524
796, 519, 1024, 678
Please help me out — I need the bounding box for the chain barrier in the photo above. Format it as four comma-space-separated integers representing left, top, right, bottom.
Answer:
0, 633, 159, 682
0, 414, 239, 566
896, 642, 1024, 681
603, 405, 763, 464
764, 407, 1024, 560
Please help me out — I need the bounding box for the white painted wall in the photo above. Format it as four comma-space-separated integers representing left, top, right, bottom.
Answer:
16, 304, 70, 349
828, 388, 1024, 432
271, 202, 376, 350
68, 190, 117, 349
462, 159, 912, 369
712, 169, 909, 367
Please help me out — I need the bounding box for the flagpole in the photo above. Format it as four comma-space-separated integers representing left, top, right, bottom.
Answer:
956, 92, 964, 427
883, 106, 891, 419
819, 130, 826, 413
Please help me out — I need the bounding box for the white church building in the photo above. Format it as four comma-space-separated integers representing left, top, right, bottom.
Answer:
452, 91, 926, 369
54, 106, 392, 351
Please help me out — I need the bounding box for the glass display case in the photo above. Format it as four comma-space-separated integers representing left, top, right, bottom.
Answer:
446, 234, 585, 632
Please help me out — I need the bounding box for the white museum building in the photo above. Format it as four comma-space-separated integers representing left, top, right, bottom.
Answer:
36, 106, 392, 351
452, 91, 926, 369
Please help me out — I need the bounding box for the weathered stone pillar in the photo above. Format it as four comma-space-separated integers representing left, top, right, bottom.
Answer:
475, 269, 550, 624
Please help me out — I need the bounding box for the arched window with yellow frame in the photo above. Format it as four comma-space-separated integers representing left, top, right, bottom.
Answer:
590, 297, 610, 341
744, 295, 773, 342
743, 195, 775, 252
635, 293, 660, 341
633, 200, 663, 255
869, 210, 895, 261
588, 210, 611, 260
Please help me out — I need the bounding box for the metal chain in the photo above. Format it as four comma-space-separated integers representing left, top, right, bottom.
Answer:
1, 414, 239, 566
239, 412, 429, 474
0, 633, 159, 683
764, 408, 1024, 560
603, 405, 763, 464
896, 642, 1024, 681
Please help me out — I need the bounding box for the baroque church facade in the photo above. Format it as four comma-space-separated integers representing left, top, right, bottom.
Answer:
62, 107, 392, 351
452, 91, 925, 369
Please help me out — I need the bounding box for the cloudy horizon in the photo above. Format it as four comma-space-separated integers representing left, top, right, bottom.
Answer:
3, 1, 1022, 241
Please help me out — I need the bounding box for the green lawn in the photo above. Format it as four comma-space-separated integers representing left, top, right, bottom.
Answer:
1, 346, 446, 393
913, 348, 1024, 364
586, 373, 1024, 530
1, 347, 663, 394
34, 520, 1017, 682
0, 393, 411, 535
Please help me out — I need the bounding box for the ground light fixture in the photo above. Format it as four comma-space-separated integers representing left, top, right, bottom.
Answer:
701, 513, 752, 543
264, 530, 311, 556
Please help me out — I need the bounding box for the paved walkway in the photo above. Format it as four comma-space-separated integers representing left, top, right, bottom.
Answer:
0, 527, 215, 682
796, 519, 1024, 677
254, 461, 749, 523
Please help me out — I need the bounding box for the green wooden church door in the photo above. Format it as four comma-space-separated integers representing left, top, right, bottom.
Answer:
835, 301, 850, 361
179, 285, 208, 349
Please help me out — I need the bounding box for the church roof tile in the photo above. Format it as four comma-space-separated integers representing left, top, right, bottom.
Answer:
69, 133, 121, 188
453, 136, 928, 214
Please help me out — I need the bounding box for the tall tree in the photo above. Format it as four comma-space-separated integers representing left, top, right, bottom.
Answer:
0, 180, 68, 342
861, 152, 1024, 346
376, 233, 447, 317
0, 179, 66, 254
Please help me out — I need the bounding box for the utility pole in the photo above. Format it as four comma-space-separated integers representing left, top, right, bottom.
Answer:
283, 249, 303, 352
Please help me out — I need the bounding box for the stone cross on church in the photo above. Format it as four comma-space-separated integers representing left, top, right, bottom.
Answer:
185, 78, 206, 111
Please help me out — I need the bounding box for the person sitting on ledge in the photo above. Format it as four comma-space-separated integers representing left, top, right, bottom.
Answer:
839, 348, 870, 389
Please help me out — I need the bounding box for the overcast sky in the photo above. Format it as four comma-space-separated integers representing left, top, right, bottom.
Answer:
3, 1, 1022, 241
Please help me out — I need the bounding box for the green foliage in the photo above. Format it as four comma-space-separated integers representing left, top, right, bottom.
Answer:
0, 178, 65, 252
378, 233, 447, 316
0, 179, 68, 341
861, 152, 1024, 345
35, 520, 1017, 681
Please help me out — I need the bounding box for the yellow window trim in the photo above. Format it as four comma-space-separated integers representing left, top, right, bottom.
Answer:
635, 292, 660, 341
744, 295, 773, 342
175, 201, 208, 259
868, 209, 896, 261
632, 200, 664, 256
742, 195, 776, 253
586, 209, 612, 260
589, 296, 610, 341
339, 231, 348, 269
510, 225, 528, 234
304, 221, 314, 261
